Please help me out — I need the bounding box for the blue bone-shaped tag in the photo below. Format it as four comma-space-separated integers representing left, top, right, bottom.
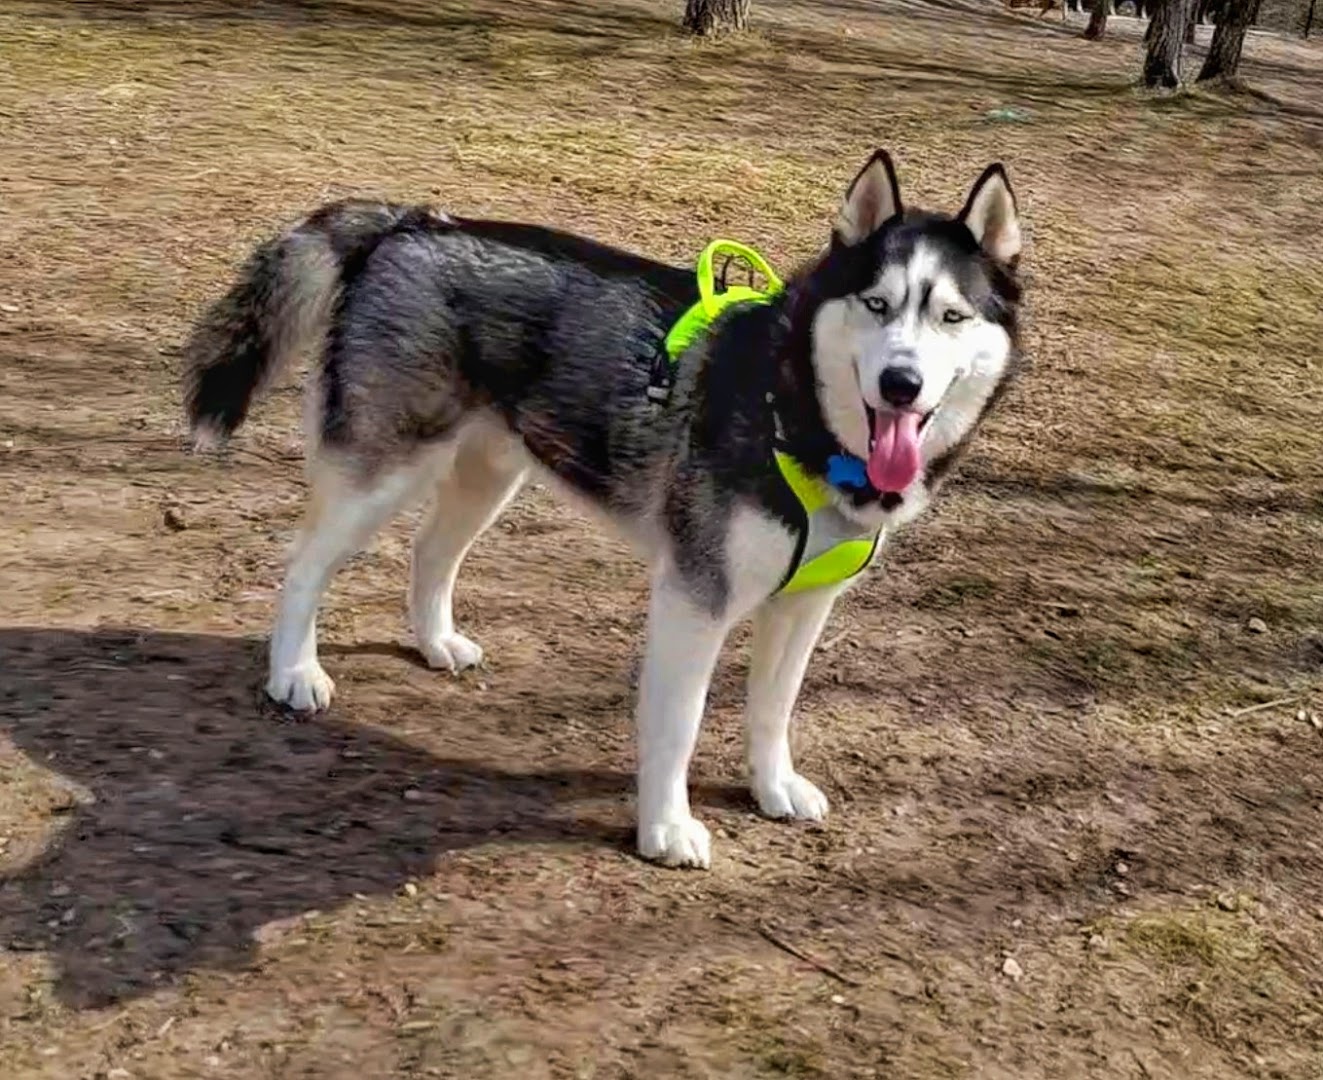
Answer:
825, 453, 869, 491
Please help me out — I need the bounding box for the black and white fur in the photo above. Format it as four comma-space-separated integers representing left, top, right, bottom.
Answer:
184, 151, 1024, 868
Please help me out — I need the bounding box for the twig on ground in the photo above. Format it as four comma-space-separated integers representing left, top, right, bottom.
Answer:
1228, 696, 1295, 718
718, 913, 863, 986
89, 1010, 128, 1033
1242, 453, 1283, 480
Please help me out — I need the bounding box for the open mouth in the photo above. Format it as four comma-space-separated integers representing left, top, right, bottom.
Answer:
863, 404, 937, 495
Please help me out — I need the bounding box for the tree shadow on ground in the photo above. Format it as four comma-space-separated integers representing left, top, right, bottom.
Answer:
0, 626, 670, 1009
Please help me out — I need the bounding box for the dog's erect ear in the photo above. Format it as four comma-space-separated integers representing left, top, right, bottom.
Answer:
959, 164, 1021, 265
833, 150, 902, 247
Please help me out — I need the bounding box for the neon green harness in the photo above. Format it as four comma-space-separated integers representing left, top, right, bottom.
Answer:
661, 240, 881, 595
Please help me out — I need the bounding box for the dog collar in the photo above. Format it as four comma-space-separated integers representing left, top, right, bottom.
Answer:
770, 398, 874, 500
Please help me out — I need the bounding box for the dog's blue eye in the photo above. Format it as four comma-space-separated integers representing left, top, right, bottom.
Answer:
861, 296, 889, 315
942, 310, 969, 324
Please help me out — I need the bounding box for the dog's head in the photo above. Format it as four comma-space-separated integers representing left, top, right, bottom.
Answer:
789, 151, 1023, 527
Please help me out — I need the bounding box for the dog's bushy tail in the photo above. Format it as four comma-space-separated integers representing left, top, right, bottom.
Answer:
183, 200, 433, 448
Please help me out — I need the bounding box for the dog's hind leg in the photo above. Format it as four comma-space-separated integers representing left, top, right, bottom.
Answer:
267, 455, 433, 710
410, 427, 526, 673
744, 585, 843, 821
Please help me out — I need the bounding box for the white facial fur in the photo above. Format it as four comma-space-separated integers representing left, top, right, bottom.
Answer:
810, 239, 1013, 526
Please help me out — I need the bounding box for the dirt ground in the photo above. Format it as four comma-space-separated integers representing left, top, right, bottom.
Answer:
2, 0, 1322, 1076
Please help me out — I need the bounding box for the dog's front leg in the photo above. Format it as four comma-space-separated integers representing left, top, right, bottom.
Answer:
745, 585, 843, 821
635, 574, 732, 870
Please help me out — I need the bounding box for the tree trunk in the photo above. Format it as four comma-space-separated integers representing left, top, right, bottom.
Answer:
1197, 0, 1259, 81
682, 0, 750, 36
1183, 0, 1198, 41
1143, 0, 1189, 87
1303, 0, 1315, 38
1083, 0, 1109, 39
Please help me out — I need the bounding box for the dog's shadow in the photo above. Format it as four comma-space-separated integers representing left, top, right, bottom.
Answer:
0, 626, 649, 1009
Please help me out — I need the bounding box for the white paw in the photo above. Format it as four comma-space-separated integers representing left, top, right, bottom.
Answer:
266, 663, 335, 712
753, 772, 830, 822
418, 631, 483, 673
637, 815, 712, 869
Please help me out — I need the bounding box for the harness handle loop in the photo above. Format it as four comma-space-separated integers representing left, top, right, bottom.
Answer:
695, 240, 784, 317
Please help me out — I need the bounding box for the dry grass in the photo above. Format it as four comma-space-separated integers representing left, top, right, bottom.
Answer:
2, 1, 1323, 1077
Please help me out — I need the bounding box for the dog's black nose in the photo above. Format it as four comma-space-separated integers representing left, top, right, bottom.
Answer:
878, 366, 923, 408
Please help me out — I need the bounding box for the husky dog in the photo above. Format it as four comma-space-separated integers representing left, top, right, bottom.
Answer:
184, 150, 1023, 869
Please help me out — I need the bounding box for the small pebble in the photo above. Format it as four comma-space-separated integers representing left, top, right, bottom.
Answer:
1001, 957, 1024, 981
402, 788, 424, 802
1246, 617, 1268, 634
1087, 934, 1107, 951
403, 882, 419, 898
163, 505, 188, 532
830, 994, 846, 1005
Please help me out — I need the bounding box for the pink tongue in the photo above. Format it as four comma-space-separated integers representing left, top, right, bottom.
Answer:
867, 410, 922, 494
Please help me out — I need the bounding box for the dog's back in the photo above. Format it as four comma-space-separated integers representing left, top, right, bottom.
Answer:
183, 203, 698, 484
